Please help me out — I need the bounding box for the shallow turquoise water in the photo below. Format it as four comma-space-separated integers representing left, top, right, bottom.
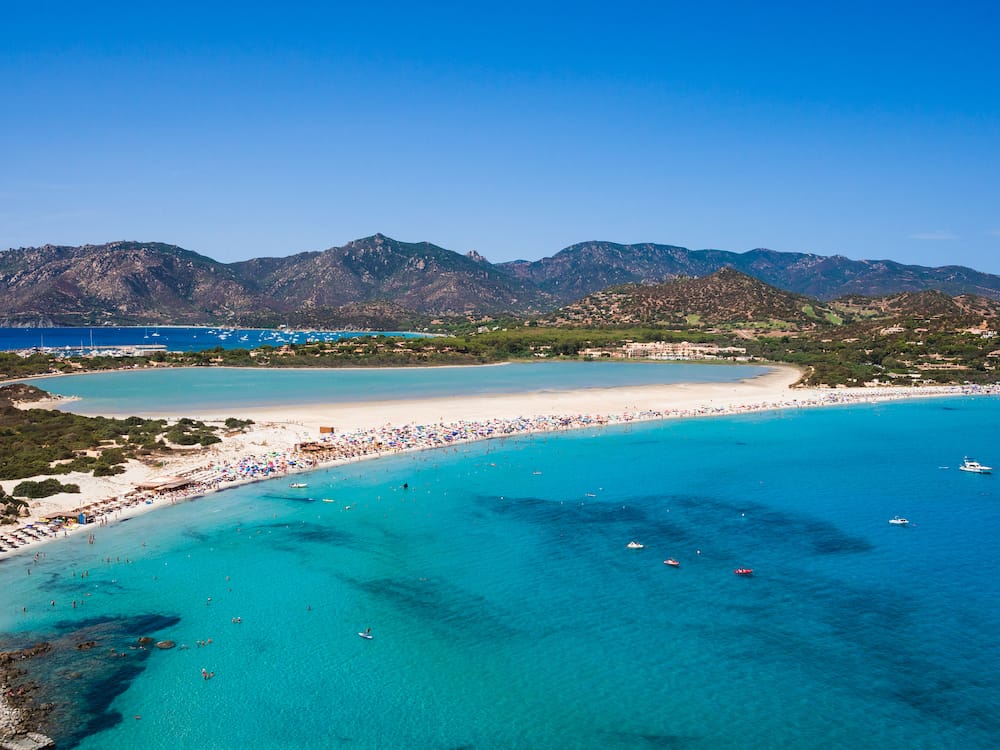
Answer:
25, 361, 770, 416
1, 395, 998, 748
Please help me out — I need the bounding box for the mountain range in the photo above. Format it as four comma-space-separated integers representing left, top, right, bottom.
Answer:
2, 234, 1000, 327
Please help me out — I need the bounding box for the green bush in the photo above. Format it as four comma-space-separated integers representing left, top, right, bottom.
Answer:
165, 428, 201, 445
11, 478, 81, 498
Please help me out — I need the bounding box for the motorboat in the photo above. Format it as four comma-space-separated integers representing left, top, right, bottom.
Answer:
959, 458, 992, 474
289, 482, 308, 488
734, 568, 754, 576
626, 541, 644, 549
888, 516, 909, 526
664, 559, 680, 567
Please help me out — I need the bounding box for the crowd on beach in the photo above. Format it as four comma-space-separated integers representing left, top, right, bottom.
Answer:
253, 382, 998, 472
0, 381, 998, 741
1, 382, 997, 561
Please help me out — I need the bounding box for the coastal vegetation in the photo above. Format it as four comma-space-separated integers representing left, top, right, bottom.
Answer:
0, 385, 249, 486
11, 478, 80, 499
1, 269, 998, 394
1, 315, 998, 390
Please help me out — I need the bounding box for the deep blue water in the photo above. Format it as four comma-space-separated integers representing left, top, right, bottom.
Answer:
1, 395, 998, 749
0, 326, 417, 354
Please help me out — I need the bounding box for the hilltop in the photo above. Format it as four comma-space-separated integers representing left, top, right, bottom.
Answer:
539, 268, 842, 330
3, 234, 1000, 327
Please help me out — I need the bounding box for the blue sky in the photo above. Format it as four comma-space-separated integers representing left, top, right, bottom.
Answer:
2, 1, 998, 272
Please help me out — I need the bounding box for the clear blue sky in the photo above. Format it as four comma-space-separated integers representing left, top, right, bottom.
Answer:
2, 1, 998, 272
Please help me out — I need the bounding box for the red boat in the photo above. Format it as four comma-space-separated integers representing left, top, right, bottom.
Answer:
734, 568, 754, 576
664, 559, 680, 567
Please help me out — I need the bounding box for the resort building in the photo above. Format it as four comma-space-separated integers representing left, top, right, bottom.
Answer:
579, 341, 747, 360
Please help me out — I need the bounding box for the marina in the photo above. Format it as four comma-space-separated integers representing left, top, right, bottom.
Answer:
0, 326, 422, 356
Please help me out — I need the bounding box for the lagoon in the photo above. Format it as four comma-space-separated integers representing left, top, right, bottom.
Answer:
27, 361, 771, 416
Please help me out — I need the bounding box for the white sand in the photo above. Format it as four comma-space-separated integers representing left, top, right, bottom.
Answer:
123, 364, 803, 432
1, 365, 992, 562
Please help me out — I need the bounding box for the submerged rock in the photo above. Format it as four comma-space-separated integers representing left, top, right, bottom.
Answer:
0, 731, 56, 749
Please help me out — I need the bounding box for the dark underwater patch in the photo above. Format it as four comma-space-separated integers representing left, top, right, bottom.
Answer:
262, 492, 322, 504
250, 521, 354, 550
476, 492, 654, 527
340, 573, 518, 642
179, 525, 211, 543
664, 494, 874, 557
891, 664, 999, 734
0, 613, 181, 749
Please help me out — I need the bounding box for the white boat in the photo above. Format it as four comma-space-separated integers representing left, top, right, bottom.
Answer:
626, 541, 644, 549
888, 516, 909, 526
959, 458, 992, 474
289, 482, 308, 488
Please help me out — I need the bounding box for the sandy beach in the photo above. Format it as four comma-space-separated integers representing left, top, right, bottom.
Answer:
1, 364, 994, 563
1, 363, 997, 741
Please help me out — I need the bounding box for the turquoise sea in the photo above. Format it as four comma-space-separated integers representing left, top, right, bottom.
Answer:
1, 380, 998, 748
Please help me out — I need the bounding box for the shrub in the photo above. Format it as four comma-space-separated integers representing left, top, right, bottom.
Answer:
11, 478, 81, 498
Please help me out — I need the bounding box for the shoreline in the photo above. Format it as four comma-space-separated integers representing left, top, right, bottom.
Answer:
0, 366, 996, 741
2, 365, 994, 567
